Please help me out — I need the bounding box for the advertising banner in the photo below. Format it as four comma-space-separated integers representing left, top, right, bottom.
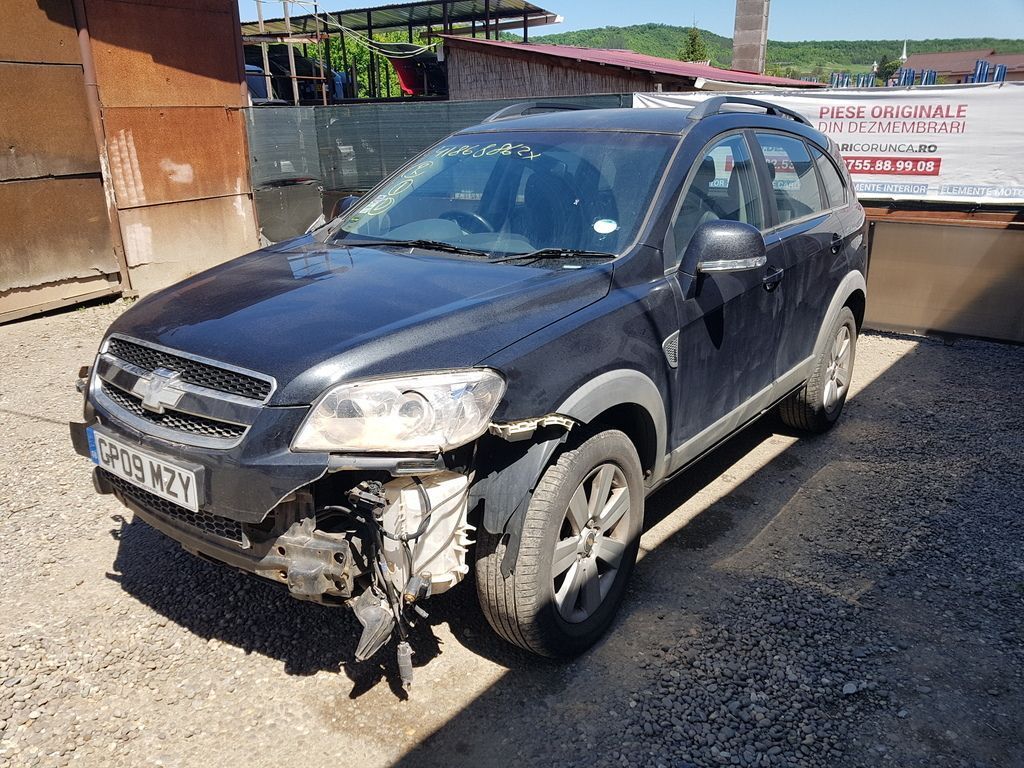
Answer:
634, 82, 1024, 205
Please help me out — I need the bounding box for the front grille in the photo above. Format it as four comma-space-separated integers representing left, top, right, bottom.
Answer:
102, 385, 246, 440
102, 469, 244, 544
107, 338, 272, 401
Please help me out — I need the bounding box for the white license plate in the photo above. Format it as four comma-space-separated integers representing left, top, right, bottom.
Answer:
87, 428, 200, 512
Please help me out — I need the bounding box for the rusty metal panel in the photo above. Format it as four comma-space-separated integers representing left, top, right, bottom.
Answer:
103, 106, 249, 208
119, 194, 259, 295
0, 275, 119, 325
86, 0, 246, 108
865, 221, 1024, 343
0, 0, 81, 65
0, 177, 117, 292
0, 63, 99, 181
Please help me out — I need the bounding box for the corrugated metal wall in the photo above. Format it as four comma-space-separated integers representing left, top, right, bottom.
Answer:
0, 0, 120, 323
1, 0, 260, 323
85, 0, 259, 295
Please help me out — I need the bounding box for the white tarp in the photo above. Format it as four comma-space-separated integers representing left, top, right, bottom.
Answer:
634, 82, 1024, 205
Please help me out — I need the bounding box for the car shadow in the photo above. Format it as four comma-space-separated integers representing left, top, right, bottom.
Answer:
104, 408, 778, 685
104, 332, 1024, 767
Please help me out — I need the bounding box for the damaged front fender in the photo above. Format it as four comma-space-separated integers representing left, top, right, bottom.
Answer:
470, 421, 575, 576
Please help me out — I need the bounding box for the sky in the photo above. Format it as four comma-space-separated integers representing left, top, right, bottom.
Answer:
238, 0, 1024, 41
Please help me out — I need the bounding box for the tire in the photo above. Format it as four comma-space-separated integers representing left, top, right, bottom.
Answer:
475, 429, 645, 657
779, 306, 857, 433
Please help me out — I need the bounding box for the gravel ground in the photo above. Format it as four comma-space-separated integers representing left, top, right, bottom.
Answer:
1, 299, 1022, 768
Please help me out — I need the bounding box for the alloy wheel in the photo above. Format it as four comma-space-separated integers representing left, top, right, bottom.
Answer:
824, 324, 852, 412
551, 463, 632, 623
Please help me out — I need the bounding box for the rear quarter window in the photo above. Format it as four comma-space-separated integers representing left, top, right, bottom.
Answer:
812, 147, 848, 208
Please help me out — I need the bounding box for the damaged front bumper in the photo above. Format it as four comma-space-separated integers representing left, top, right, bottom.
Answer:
71, 418, 357, 603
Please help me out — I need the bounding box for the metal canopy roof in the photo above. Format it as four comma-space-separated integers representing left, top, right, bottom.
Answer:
241, 1, 560, 36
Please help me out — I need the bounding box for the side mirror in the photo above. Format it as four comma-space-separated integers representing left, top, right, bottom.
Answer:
680, 220, 767, 276
330, 194, 361, 219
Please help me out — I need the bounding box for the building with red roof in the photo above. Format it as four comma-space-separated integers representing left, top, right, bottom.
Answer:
904, 49, 1024, 83
440, 36, 823, 101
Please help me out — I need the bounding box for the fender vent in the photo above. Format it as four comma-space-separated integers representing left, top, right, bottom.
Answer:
662, 331, 680, 368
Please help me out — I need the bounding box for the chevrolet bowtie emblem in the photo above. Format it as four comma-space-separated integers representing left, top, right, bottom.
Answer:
131, 367, 185, 414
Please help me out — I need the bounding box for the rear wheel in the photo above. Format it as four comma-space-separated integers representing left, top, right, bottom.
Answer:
475, 429, 644, 657
779, 306, 857, 433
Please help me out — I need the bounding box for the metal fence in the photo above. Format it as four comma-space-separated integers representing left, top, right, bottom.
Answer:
247, 94, 632, 192
245, 94, 631, 240
315, 95, 631, 192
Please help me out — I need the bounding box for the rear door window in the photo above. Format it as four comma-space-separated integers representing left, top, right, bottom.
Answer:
755, 133, 824, 224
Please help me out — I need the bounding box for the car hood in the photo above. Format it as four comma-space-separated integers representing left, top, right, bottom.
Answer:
108, 238, 612, 405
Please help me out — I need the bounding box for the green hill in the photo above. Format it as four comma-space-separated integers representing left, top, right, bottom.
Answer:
526, 23, 733, 65
517, 23, 1024, 79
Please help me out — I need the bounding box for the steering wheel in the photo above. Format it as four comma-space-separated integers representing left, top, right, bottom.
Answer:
439, 210, 494, 234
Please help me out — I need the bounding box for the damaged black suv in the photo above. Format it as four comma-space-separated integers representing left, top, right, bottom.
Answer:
71, 97, 867, 682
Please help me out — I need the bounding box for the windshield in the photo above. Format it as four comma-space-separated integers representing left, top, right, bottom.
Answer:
329, 131, 677, 258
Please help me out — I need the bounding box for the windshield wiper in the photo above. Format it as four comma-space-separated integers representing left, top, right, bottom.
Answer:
487, 248, 616, 264
335, 237, 487, 259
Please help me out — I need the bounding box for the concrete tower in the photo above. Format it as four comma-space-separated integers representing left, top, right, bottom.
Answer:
732, 0, 771, 74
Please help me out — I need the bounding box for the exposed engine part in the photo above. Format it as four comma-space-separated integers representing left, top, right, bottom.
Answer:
489, 414, 575, 442
327, 453, 446, 475
378, 472, 473, 596
75, 365, 91, 394
397, 641, 414, 689
275, 517, 353, 601
352, 589, 396, 661
403, 574, 431, 603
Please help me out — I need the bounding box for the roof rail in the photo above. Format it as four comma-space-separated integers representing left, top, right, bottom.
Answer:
686, 96, 811, 126
482, 101, 594, 123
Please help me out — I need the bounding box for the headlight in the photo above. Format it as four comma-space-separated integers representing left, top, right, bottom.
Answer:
292, 369, 506, 453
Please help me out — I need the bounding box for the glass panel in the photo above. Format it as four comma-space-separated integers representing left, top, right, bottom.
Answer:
331, 131, 676, 258
755, 133, 824, 223
668, 133, 764, 269
812, 147, 847, 208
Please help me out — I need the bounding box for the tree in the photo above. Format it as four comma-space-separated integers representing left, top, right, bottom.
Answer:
877, 58, 902, 84
678, 26, 709, 63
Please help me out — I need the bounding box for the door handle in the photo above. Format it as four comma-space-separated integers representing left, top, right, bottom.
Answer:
830, 233, 843, 254
762, 265, 784, 292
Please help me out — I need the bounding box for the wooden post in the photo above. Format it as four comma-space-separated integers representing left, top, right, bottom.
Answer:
366, 9, 376, 98
256, 0, 272, 99
284, 1, 301, 104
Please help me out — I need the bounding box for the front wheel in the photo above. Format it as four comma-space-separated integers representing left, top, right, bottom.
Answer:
779, 306, 857, 433
475, 429, 645, 657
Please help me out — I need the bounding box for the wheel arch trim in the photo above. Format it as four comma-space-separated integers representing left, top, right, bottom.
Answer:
475, 369, 668, 568
555, 369, 668, 482
815, 270, 866, 356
